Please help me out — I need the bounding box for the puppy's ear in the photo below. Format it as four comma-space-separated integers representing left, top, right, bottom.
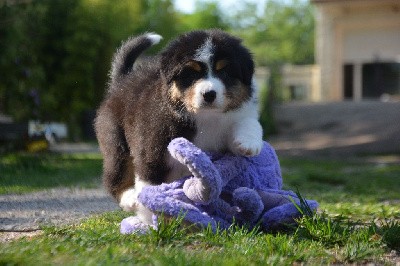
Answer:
239, 51, 255, 86
211, 30, 254, 86
227, 45, 254, 87
160, 51, 183, 85
160, 52, 175, 84
230, 40, 254, 86
160, 35, 187, 84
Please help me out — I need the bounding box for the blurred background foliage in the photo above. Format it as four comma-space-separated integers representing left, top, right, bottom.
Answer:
0, 0, 314, 139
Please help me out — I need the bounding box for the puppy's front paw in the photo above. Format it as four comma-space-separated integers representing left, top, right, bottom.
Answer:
119, 188, 139, 212
232, 138, 263, 157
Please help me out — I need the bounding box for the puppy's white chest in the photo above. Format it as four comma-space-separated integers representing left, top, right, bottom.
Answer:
193, 111, 231, 152
165, 112, 230, 183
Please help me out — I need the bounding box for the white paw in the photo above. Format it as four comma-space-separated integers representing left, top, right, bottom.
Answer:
119, 188, 139, 212
119, 179, 150, 212
232, 137, 263, 157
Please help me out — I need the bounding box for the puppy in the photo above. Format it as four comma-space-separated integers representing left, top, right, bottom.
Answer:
95, 29, 263, 223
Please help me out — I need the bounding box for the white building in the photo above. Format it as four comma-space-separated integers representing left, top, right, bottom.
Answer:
312, 0, 400, 101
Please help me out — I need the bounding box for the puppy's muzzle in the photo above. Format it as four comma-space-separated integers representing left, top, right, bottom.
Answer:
202, 90, 216, 103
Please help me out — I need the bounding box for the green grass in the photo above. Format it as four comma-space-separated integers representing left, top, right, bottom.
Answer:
0, 152, 102, 194
1, 153, 399, 264
280, 157, 400, 220
1, 211, 399, 265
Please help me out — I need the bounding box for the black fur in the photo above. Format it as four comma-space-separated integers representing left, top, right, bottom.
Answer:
161, 30, 254, 87
110, 35, 157, 85
95, 29, 255, 201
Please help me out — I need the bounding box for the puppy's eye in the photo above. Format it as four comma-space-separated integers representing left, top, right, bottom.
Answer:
215, 60, 228, 71
176, 63, 204, 88
185, 61, 202, 72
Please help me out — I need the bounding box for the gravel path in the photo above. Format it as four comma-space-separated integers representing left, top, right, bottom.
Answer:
1, 142, 118, 241
0, 187, 119, 241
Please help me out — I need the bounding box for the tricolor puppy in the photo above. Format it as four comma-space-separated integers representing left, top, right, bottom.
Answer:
95, 29, 263, 223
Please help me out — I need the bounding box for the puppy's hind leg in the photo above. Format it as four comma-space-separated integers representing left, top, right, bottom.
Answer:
95, 108, 136, 211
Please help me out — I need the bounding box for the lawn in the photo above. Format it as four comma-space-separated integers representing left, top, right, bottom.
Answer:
1, 151, 399, 265
280, 157, 400, 221
0, 152, 102, 194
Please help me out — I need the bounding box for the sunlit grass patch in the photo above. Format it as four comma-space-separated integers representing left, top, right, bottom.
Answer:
1, 209, 398, 265
322, 201, 400, 221
280, 156, 400, 208
0, 152, 102, 194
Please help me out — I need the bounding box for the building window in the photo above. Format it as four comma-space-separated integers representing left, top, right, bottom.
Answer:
362, 62, 400, 99
289, 85, 307, 101
343, 64, 354, 99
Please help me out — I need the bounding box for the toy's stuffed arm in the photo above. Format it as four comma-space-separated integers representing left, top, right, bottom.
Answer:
168, 138, 251, 204
167, 138, 222, 204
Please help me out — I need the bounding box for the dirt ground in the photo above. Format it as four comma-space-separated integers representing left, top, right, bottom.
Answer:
268, 101, 400, 158
0, 188, 118, 242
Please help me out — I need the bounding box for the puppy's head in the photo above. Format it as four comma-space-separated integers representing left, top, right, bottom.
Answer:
161, 29, 255, 113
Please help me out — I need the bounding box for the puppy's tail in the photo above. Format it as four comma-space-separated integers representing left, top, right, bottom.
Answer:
110, 32, 162, 85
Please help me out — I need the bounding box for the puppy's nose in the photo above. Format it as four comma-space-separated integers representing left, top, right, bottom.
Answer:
202, 90, 216, 103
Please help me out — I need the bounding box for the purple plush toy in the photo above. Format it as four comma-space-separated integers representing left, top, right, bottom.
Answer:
121, 138, 318, 234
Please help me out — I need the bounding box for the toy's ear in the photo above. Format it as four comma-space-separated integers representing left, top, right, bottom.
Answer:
168, 137, 222, 203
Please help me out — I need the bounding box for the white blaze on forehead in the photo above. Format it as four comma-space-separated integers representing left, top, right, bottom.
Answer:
194, 38, 214, 63
192, 37, 226, 111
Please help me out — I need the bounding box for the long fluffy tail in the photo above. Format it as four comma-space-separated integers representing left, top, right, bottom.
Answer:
110, 32, 162, 85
